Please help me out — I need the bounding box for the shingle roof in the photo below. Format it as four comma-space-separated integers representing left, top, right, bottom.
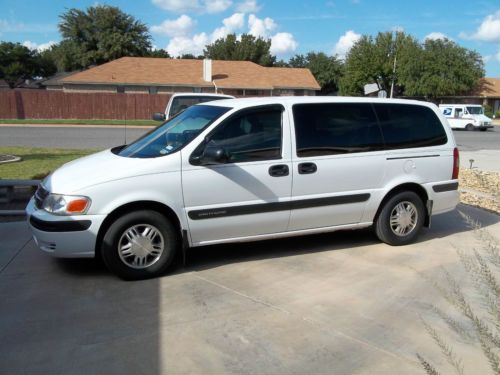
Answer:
480, 77, 500, 97
62, 57, 321, 91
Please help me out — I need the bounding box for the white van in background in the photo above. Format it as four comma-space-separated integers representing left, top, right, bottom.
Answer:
439, 104, 493, 131
152, 93, 234, 122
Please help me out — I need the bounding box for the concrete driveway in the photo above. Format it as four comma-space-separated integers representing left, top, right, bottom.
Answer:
0, 204, 498, 374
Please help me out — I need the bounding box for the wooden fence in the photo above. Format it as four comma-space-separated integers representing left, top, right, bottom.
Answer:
0, 90, 171, 120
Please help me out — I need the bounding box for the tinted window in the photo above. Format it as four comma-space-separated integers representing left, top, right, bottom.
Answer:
293, 103, 384, 157
374, 104, 447, 149
203, 106, 282, 163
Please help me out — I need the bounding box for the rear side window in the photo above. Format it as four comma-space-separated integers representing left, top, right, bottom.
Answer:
293, 103, 384, 157
373, 104, 447, 149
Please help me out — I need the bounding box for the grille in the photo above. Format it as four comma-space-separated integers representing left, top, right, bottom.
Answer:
34, 185, 49, 209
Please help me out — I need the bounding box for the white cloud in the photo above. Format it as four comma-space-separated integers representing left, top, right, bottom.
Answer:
205, 0, 232, 13
334, 30, 361, 59
211, 12, 245, 40
236, 0, 260, 13
424, 32, 450, 41
151, 15, 196, 37
391, 25, 404, 33
22, 40, 57, 51
270, 32, 298, 55
495, 51, 500, 62
167, 32, 209, 56
248, 14, 276, 38
151, 0, 231, 14
460, 10, 500, 42
162, 10, 297, 59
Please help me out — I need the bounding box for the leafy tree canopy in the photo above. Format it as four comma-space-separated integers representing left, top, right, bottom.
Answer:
53, 5, 151, 70
204, 34, 276, 66
0, 42, 56, 88
339, 31, 484, 98
288, 52, 343, 94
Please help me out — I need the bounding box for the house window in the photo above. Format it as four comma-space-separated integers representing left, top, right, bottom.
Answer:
193, 87, 202, 93
116, 86, 125, 93
149, 87, 158, 94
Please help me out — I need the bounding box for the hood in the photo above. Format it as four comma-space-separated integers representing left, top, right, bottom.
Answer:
43, 148, 180, 193
473, 114, 492, 122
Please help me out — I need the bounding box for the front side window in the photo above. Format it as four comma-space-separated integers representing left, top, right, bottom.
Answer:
374, 104, 447, 149
200, 106, 283, 163
293, 103, 384, 157
454, 108, 463, 118
117, 105, 231, 158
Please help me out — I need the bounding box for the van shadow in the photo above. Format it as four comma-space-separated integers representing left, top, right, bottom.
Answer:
54, 204, 498, 278
177, 203, 498, 273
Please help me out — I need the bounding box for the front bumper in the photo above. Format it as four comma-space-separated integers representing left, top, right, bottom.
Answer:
26, 198, 107, 258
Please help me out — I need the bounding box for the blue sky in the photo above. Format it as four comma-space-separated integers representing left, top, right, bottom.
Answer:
1, 0, 499, 76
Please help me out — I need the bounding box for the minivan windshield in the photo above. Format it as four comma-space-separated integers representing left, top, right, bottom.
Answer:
466, 106, 484, 115
117, 105, 231, 158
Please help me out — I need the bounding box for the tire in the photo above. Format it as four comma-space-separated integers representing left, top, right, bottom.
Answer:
480, 128, 488, 132
465, 124, 475, 131
374, 191, 425, 246
101, 210, 179, 280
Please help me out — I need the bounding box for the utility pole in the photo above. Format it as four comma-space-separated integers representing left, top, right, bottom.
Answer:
390, 32, 397, 99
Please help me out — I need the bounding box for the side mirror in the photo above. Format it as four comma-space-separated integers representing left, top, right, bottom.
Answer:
152, 112, 166, 122
200, 146, 229, 165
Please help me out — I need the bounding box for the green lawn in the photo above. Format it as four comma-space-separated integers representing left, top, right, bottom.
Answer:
0, 119, 157, 126
0, 147, 97, 180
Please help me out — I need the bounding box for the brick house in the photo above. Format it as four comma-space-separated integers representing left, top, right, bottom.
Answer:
60, 57, 320, 96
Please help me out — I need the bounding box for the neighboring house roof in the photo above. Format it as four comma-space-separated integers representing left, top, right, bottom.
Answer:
479, 77, 500, 97
61, 57, 321, 91
42, 71, 82, 87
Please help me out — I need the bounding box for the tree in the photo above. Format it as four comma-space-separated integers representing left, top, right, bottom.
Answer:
145, 49, 171, 58
339, 31, 484, 98
339, 31, 420, 96
0, 42, 56, 88
204, 34, 276, 66
400, 38, 484, 98
55, 5, 151, 69
287, 52, 343, 94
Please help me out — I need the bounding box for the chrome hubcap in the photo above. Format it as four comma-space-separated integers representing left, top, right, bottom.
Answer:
390, 201, 418, 237
118, 224, 164, 269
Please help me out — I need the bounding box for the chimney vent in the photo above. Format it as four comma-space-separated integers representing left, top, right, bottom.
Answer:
203, 59, 212, 82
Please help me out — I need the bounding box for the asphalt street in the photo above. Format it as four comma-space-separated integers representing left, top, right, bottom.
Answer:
0, 124, 499, 151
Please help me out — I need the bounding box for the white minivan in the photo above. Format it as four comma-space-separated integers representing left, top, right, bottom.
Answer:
27, 97, 460, 279
439, 104, 493, 131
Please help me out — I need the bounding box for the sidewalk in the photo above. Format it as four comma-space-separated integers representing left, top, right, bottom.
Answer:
460, 150, 500, 173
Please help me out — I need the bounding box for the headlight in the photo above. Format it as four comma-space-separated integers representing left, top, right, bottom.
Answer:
42, 194, 91, 215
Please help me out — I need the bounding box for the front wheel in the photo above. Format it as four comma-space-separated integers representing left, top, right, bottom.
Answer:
374, 191, 425, 246
101, 210, 179, 280
465, 124, 475, 131
480, 128, 488, 132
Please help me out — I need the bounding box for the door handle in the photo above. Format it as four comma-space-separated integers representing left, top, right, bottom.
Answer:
298, 162, 317, 174
269, 164, 289, 177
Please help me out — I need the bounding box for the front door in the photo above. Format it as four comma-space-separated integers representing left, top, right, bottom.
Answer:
181, 105, 292, 245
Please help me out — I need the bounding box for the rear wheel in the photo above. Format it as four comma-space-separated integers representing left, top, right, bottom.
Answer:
465, 124, 475, 131
480, 128, 488, 132
101, 210, 178, 280
375, 191, 425, 246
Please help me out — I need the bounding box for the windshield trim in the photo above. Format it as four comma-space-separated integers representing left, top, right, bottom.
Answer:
115, 104, 233, 158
